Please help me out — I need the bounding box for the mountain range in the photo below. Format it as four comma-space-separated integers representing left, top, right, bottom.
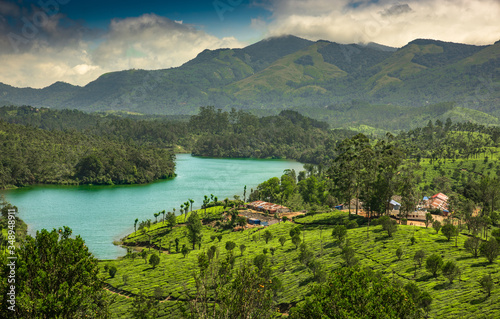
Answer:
1, 35, 499, 122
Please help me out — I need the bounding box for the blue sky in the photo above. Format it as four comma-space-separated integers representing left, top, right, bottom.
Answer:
0, 0, 499, 88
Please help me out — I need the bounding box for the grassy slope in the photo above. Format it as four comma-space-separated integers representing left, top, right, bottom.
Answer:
101, 208, 500, 318
226, 42, 346, 99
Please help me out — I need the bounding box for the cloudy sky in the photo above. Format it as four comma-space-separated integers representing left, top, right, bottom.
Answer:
1, 0, 499, 88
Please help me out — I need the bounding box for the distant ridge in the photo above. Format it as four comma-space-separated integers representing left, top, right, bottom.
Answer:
0, 36, 498, 117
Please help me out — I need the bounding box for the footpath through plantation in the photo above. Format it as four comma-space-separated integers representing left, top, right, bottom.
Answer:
99, 206, 500, 318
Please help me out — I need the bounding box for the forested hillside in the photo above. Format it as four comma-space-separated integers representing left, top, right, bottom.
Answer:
0, 36, 498, 117
0, 112, 176, 187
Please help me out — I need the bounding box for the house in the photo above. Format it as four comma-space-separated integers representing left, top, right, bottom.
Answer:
247, 201, 290, 214
389, 199, 401, 211
429, 193, 449, 211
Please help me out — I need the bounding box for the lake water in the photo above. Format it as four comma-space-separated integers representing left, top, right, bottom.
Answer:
1, 154, 303, 259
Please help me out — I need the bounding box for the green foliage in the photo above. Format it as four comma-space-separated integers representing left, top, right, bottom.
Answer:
262, 229, 274, 244
332, 225, 347, 244
109, 265, 118, 278
378, 216, 398, 237
479, 238, 500, 263
181, 245, 190, 258
441, 223, 457, 241
341, 246, 358, 267
149, 254, 160, 269
278, 235, 287, 247
289, 266, 422, 318
291, 234, 301, 249
432, 220, 442, 234
0, 113, 175, 187
253, 254, 269, 271
225, 241, 236, 253
464, 236, 481, 257
396, 246, 404, 261
239, 244, 246, 256
0, 227, 109, 318
479, 274, 494, 297
186, 213, 202, 250
130, 291, 160, 319
413, 250, 426, 268
426, 254, 443, 277
442, 261, 460, 284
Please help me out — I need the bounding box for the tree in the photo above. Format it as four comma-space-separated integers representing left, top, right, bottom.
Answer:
298, 243, 314, 266
149, 254, 160, 269
166, 211, 177, 229
289, 226, 301, 238
425, 213, 433, 228
479, 274, 494, 297
442, 260, 460, 284
278, 235, 286, 247
109, 265, 118, 278
217, 234, 223, 242
332, 224, 347, 244
396, 246, 403, 261
130, 290, 160, 319
441, 223, 457, 241
186, 212, 202, 249
141, 250, 148, 263
403, 282, 433, 315
414, 250, 426, 268
186, 259, 277, 319
253, 254, 268, 271
289, 267, 421, 318
291, 233, 301, 249
426, 254, 443, 277
134, 218, 139, 235
225, 241, 236, 255
175, 238, 180, 253
432, 220, 442, 234
0, 227, 110, 318
480, 237, 499, 263
341, 246, 358, 267
464, 236, 481, 257
262, 229, 274, 244
378, 215, 398, 237
181, 244, 190, 258
239, 244, 246, 256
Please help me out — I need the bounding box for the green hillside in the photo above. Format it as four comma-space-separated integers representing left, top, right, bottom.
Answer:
100, 207, 500, 318
0, 36, 498, 119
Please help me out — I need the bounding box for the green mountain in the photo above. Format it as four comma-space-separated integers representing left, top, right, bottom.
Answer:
0, 36, 498, 119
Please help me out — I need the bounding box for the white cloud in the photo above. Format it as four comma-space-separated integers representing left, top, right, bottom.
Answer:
0, 14, 245, 88
263, 0, 500, 46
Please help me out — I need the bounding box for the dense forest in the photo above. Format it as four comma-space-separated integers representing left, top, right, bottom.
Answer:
0, 110, 176, 187
0, 105, 360, 188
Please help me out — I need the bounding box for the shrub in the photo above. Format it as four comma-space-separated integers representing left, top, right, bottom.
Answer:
109, 265, 117, 278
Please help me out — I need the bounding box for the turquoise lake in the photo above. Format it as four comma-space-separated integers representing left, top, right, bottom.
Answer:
0, 154, 303, 260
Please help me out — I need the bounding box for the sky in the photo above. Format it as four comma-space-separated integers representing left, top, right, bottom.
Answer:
0, 0, 499, 88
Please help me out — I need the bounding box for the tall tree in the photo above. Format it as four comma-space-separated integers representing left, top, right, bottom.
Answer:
186, 212, 202, 250
0, 227, 110, 318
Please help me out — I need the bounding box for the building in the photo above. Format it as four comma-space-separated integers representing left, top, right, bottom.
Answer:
429, 193, 449, 211
247, 201, 290, 214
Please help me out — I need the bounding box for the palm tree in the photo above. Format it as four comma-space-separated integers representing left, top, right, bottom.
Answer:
134, 218, 138, 235
180, 204, 184, 221
161, 210, 166, 224
184, 201, 190, 222
154, 212, 159, 224
189, 199, 194, 212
